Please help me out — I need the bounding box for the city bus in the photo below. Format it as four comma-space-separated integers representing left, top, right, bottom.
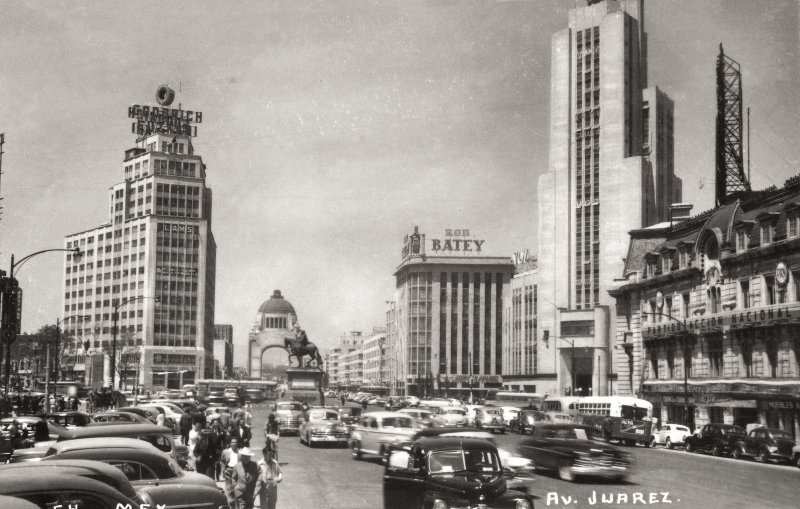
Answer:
542, 396, 582, 417
196, 379, 279, 404
573, 396, 653, 446
484, 390, 546, 409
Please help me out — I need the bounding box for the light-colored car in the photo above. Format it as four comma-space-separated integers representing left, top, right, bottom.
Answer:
299, 408, 350, 447
398, 408, 436, 429
475, 407, 507, 433
350, 411, 417, 462
434, 406, 468, 427
274, 401, 305, 435
651, 423, 692, 449
402, 396, 420, 407
137, 402, 186, 431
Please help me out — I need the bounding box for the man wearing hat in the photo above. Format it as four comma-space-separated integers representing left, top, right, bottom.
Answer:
230, 447, 259, 509
256, 446, 283, 509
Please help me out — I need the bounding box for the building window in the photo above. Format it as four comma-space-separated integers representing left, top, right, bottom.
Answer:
736, 230, 748, 252
741, 341, 753, 378
764, 275, 776, 305
766, 339, 780, 378
760, 222, 774, 246
740, 280, 750, 308
678, 248, 689, 269
708, 338, 723, 378
682, 292, 690, 319
787, 214, 798, 239
661, 254, 671, 274
666, 344, 675, 379
707, 286, 721, 314
649, 348, 659, 380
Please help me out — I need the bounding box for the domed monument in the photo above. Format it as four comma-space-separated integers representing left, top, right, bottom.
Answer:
248, 290, 298, 379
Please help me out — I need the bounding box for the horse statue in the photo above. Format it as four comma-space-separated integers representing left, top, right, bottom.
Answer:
284, 334, 324, 369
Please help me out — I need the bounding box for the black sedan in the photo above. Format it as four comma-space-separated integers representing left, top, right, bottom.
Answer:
384, 436, 534, 509
517, 424, 632, 482
114, 406, 160, 423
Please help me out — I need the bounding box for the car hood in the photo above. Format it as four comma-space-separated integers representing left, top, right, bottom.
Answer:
136, 484, 227, 509
427, 471, 508, 502
275, 410, 302, 417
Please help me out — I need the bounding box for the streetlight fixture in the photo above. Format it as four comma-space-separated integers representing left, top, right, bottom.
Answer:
110, 296, 158, 390
543, 330, 576, 396
2, 247, 81, 408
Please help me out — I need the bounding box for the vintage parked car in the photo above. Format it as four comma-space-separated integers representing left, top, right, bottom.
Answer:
351, 411, 417, 462
510, 409, 551, 434
41, 437, 218, 488
383, 436, 534, 509
58, 423, 190, 469
432, 406, 468, 427
299, 407, 350, 447
336, 405, 363, 429
475, 407, 507, 433
274, 401, 305, 435
114, 406, 160, 424
650, 423, 692, 449
1, 416, 68, 442
398, 408, 437, 429
733, 427, 797, 463
137, 402, 187, 431
685, 423, 747, 457
0, 474, 142, 509
0, 460, 141, 500
90, 411, 151, 424
41, 411, 94, 430
792, 444, 800, 468
518, 424, 632, 482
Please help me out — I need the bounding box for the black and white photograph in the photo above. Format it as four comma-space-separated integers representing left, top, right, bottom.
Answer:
1, 1, 799, 508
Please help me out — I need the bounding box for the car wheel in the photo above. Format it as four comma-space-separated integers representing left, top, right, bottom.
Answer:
711, 444, 722, 457
757, 448, 769, 463
685, 441, 695, 453
665, 438, 673, 450
644, 437, 651, 448
731, 446, 742, 460
500, 429, 506, 435
351, 440, 362, 460
794, 454, 800, 469
558, 461, 575, 482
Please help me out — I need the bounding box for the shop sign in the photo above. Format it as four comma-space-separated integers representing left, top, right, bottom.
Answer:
645, 382, 800, 398
643, 303, 798, 338
760, 400, 800, 410
158, 223, 198, 235
452, 374, 500, 383
430, 229, 485, 254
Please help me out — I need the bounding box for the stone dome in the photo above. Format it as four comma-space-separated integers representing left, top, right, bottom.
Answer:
258, 290, 296, 316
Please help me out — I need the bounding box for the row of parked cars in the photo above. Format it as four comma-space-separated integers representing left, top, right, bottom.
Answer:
0, 398, 230, 509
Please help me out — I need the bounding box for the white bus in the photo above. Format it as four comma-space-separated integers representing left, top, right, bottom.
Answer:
574, 396, 653, 446
484, 390, 546, 409
542, 396, 582, 417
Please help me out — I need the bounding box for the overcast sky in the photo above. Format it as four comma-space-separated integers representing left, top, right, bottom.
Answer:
1, 0, 798, 368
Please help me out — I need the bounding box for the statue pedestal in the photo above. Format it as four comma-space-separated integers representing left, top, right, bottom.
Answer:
285, 367, 325, 406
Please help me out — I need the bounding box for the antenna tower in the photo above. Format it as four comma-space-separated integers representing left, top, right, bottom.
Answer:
715, 44, 750, 206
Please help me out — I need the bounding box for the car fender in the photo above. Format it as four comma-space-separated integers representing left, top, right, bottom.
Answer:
136, 483, 227, 509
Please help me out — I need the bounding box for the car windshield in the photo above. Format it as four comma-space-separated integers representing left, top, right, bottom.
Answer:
338, 408, 361, 416
277, 403, 303, 412
485, 409, 501, 416
443, 409, 465, 415
382, 417, 414, 428
428, 449, 501, 475
308, 410, 339, 421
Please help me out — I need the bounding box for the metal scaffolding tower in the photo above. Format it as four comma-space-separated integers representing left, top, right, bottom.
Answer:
715, 44, 751, 206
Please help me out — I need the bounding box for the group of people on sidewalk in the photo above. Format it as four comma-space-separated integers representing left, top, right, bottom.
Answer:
220, 439, 282, 509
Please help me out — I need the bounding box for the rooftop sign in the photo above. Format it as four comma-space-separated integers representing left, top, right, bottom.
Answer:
128, 85, 202, 139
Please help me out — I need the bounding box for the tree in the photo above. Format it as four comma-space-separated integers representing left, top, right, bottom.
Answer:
232, 367, 249, 380
115, 332, 141, 390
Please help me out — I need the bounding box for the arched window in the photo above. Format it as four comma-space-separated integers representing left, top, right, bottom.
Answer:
741, 341, 753, 378
766, 339, 780, 378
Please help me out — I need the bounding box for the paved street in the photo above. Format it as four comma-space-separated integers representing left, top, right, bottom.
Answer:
249, 404, 799, 509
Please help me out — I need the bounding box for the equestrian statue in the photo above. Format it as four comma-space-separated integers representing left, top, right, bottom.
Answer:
284, 324, 324, 369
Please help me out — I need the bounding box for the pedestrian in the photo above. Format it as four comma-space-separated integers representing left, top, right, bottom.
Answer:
220, 438, 240, 508
243, 403, 253, 427
210, 419, 226, 480
156, 410, 166, 428
195, 425, 218, 478
230, 447, 259, 509
264, 413, 280, 461
231, 416, 252, 447
256, 446, 283, 509
180, 411, 192, 445
188, 421, 202, 469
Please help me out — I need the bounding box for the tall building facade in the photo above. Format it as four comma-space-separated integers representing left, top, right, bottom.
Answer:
501, 250, 542, 391
326, 331, 364, 390
392, 227, 514, 397
63, 89, 216, 390
537, 0, 680, 397
214, 324, 234, 378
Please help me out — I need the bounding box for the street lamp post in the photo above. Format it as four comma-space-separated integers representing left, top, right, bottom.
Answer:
47, 313, 90, 411
110, 296, 157, 390
642, 310, 693, 429
2, 247, 81, 409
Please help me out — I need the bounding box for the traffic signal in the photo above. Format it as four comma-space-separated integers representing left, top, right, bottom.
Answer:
1, 277, 20, 344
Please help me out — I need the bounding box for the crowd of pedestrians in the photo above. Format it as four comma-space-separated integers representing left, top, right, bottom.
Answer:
178, 404, 282, 509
